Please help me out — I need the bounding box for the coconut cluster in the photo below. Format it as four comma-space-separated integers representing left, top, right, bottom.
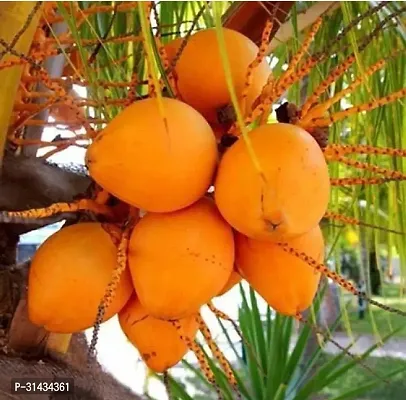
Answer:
27, 28, 330, 373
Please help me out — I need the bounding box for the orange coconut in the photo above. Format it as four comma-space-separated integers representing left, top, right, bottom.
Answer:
166, 29, 271, 125
128, 197, 234, 320
236, 225, 324, 316
28, 223, 134, 333
217, 269, 242, 296
119, 296, 198, 372
214, 123, 330, 241
86, 97, 218, 212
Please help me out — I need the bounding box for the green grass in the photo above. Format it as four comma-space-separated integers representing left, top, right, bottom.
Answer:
338, 283, 406, 338
318, 354, 406, 400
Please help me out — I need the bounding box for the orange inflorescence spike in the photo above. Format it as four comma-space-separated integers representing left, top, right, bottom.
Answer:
229, 25, 325, 136
8, 134, 88, 148
146, 70, 158, 98
10, 103, 58, 140
150, 1, 178, 98
89, 219, 134, 358
29, 47, 59, 64
278, 243, 406, 317
163, 371, 172, 400
88, 218, 134, 361
240, 19, 273, 115
141, 12, 161, 100
235, 23, 394, 136
10, 118, 103, 132
300, 53, 357, 117
330, 177, 402, 186
301, 56, 392, 125
302, 10, 394, 117
0, 199, 113, 224
126, 72, 140, 106
196, 314, 240, 398
326, 154, 406, 180
61, 97, 97, 138
34, 34, 143, 48
307, 87, 406, 128
232, 100, 270, 135
276, 56, 320, 95
0, 58, 29, 71
20, 90, 57, 100
253, 72, 275, 111
1, 25, 94, 138
324, 144, 406, 158
276, 46, 321, 92
295, 312, 389, 384
279, 243, 358, 293
101, 223, 123, 247
99, 219, 133, 313
280, 17, 323, 82
324, 211, 404, 235
37, 68, 66, 96
171, 320, 223, 398
13, 101, 56, 114
27, 65, 96, 136
47, 2, 142, 25
232, 55, 321, 135
155, 36, 178, 97
21, 73, 147, 90
207, 302, 265, 376
207, 302, 244, 340
75, 98, 128, 108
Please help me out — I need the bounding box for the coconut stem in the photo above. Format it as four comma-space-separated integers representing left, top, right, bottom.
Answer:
46, 333, 72, 355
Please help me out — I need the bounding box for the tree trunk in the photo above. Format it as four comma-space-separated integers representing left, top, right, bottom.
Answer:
0, 337, 141, 399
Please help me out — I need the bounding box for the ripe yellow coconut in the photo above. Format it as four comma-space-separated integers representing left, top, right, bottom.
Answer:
28, 223, 134, 333
128, 197, 235, 319
119, 296, 199, 372
86, 97, 218, 212
165, 28, 271, 125
236, 225, 324, 316
215, 123, 330, 241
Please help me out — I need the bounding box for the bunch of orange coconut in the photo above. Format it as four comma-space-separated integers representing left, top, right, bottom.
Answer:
27, 27, 330, 374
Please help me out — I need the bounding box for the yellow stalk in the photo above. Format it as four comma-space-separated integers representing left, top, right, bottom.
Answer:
138, 1, 167, 129
46, 333, 72, 355
0, 2, 41, 165
212, 3, 265, 181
